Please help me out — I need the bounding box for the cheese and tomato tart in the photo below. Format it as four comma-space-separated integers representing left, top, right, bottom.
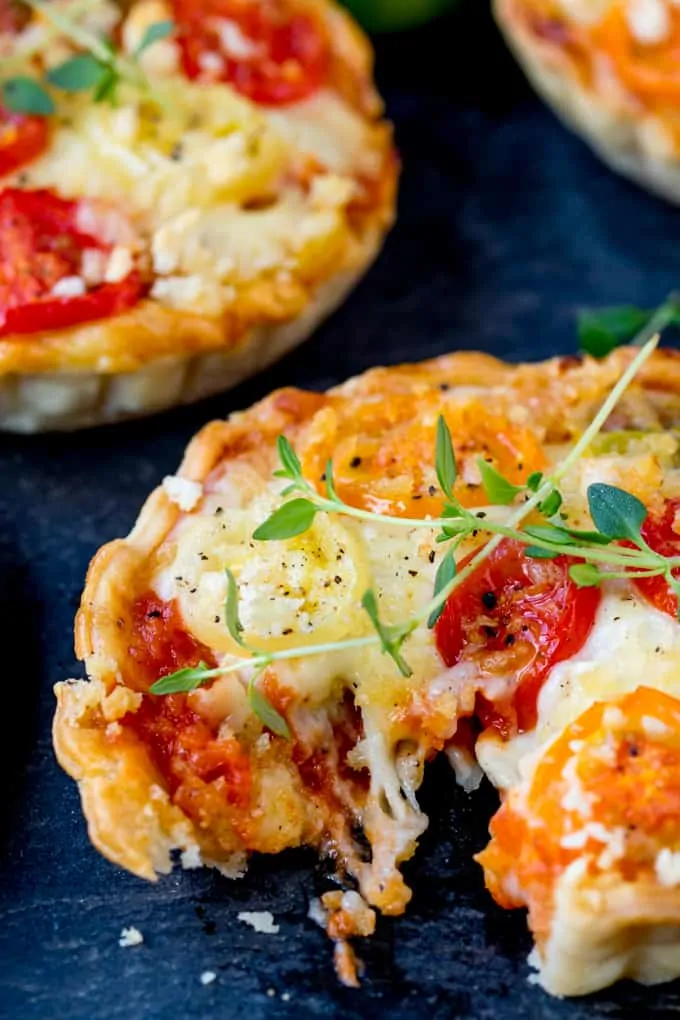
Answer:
54, 344, 680, 994
0, 0, 395, 432
495, 0, 680, 203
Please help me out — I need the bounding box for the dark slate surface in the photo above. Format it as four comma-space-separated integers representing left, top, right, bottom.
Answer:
3, 2, 680, 1017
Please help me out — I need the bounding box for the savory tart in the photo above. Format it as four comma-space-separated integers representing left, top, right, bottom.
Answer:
0, 0, 395, 431
494, 0, 680, 203
54, 318, 680, 995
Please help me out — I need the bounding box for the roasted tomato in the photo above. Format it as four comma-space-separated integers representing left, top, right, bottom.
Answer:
632, 497, 680, 617
477, 688, 680, 947
435, 539, 601, 736
0, 0, 29, 34
301, 398, 546, 520
0, 188, 145, 338
172, 0, 329, 105
0, 109, 48, 177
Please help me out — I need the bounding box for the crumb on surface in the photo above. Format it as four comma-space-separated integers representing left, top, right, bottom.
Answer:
200, 971, 217, 986
118, 926, 144, 948
237, 910, 280, 934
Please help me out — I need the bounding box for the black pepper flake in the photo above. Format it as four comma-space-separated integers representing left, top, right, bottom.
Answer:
628, 744, 640, 758
147, 609, 162, 619
504, 634, 515, 647
199, 553, 209, 561
350, 456, 362, 468
439, 383, 450, 392
214, 615, 220, 624
481, 591, 497, 610
483, 625, 498, 639
334, 575, 342, 584
189, 587, 197, 594
428, 485, 437, 497
428, 550, 436, 564
282, 628, 293, 636
215, 507, 224, 516
320, 473, 326, 482
476, 511, 487, 519
170, 141, 184, 161
408, 570, 418, 577
613, 616, 621, 622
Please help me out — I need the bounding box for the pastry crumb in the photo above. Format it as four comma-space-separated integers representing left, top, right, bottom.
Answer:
200, 970, 217, 985
266, 988, 276, 998
237, 910, 279, 934
118, 926, 144, 948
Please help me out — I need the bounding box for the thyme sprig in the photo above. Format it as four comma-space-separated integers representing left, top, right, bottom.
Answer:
2, 1, 173, 114
151, 301, 680, 728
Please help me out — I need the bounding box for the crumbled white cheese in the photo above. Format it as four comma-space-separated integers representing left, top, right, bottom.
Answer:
602, 705, 625, 731
281, 992, 291, 1002
105, 245, 134, 283
51, 275, 87, 298
162, 475, 203, 512
214, 18, 262, 58
81, 248, 107, 286
626, 0, 670, 44
237, 911, 280, 934
642, 715, 671, 738
200, 971, 217, 986
655, 848, 680, 886
197, 50, 227, 75
119, 926, 144, 947
560, 756, 595, 817
266, 988, 276, 998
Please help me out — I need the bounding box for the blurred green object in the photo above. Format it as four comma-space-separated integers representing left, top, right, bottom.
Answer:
341, 0, 458, 32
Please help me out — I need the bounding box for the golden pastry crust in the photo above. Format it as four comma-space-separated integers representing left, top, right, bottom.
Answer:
494, 0, 680, 203
0, 0, 397, 431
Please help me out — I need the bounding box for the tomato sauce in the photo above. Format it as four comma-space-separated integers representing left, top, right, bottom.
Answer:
435, 540, 601, 736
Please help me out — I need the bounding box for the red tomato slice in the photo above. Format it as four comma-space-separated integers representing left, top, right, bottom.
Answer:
434, 540, 601, 736
633, 497, 680, 616
0, 108, 49, 176
172, 0, 329, 105
0, 0, 29, 34
0, 188, 145, 339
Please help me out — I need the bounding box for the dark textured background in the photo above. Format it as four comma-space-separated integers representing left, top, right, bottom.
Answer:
3, 2, 680, 1017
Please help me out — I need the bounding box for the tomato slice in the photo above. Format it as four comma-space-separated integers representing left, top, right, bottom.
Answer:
434, 540, 601, 736
632, 497, 680, 616
0, 0, 29, 34
0, 109, 49, 176
172, 0, 329, 105
0, 188, 145, 339
477, 687, 680, 943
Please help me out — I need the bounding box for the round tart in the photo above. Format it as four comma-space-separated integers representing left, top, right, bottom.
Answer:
55, 342, 680, 992
495, 0, 680, 203
0, 0, 396, 431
